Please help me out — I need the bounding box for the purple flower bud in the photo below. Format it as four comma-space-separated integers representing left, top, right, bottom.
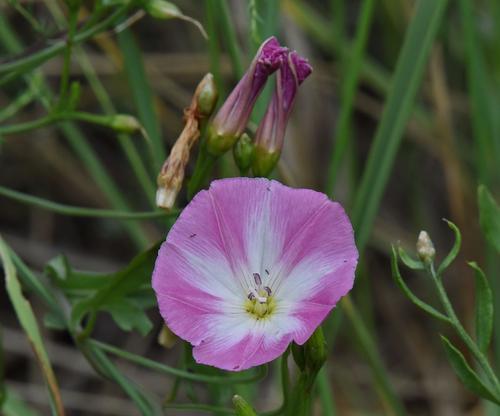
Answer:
252, 51, 312, 177
206, 37, 287, 156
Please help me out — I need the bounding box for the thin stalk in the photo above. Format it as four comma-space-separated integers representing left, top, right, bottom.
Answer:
430, 266, 500, 396
187, 143, 217, 199
317, 367, 336, 416
90, 339, 268, 384
57, 3, 79, 105
205, 0, 225, 96
0, 186, 175, 220
0, 6, 129, 76
0, 88, 35, 122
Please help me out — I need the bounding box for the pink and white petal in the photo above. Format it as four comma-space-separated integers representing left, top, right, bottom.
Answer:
206, 178, 283, 278
192, 312, 298, 371
271, 199, 357, 306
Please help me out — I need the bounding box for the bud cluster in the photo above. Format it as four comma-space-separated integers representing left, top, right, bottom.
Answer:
206, 37, 312, 176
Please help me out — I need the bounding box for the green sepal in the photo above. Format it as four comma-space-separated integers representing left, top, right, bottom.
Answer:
437, 220, 461, 276
391, 246, 450, 323
397, 246, 424, 270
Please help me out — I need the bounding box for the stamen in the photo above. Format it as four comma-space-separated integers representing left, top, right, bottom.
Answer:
264, 286, 272, 296
253, 272, 262, 286
248, 293, 255, 300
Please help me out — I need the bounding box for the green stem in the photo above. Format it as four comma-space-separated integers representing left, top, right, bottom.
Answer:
430, 266, 500, 396
0, 186, 176, 219
0, 88, 36, 122
0, 6, 129, 76
187, 144, 217, 199
90, 339, 268, 384
58, 3, 79, 106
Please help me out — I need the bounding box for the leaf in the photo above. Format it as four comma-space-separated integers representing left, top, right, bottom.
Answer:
2, 389, 40, 416
437, 219, 461, 275
440, 335, 500, 404
468, 262, 493, 352
0, 235, 65, 415
391, 246, 450, 323
104, 299, 153, 336
397, 246, 425, 270
70, 243, 159, 335
478, 185, 500, 253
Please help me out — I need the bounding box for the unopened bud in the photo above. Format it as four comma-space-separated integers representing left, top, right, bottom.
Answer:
303, 327, 327, 374
109, 114, 142, 134
416, 231, 435, 264
252, 145, 280, 177
145, 0, 181, 19
233, 133, 255, 172
144, 0, 207, 38
158, 325, 178, 348
232, 395, 257, 416
196, 74, 218, 118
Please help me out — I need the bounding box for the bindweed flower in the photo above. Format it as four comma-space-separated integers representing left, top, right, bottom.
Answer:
252, 51, 312, 177
152, 178, 358, 371
206, 37, 287, 156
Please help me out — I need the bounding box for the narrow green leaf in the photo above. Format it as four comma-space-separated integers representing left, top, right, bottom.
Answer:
350, 0, 449, 251
391, 246, 450, 323
468, 262, 494, 352
440, 335, 500, 405
478, 185, 500, 253
437, 220, 461, 275
0, 235, 65, 415
397, 246, 425, 270
118, 29, 165, 172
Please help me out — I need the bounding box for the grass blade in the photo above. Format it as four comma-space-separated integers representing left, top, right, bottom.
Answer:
351, 0, 449, 251
0, 236, 65, 415
118, 29, 165, 172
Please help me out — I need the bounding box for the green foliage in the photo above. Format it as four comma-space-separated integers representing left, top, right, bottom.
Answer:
440, 335, 500, 404
45, 244, 160, 338
437, 220, 462, 276
478, 185, 500, 253
469, 262, 494, 352
0, 236, 65, 415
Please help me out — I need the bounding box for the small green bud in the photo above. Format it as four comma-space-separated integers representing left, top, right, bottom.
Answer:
144, 0, 181, 19
109, 114, 142, 134
233, 133, 255, 172
304, 327, 327, 374
252, 145, 280, 177
196, 74, 218, 118
416, 231, 435, 265
232, 395, 257, 416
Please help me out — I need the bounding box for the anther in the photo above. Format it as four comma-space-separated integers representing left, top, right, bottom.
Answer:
264, 286, 272, 296
248, 293, 255, 300
253, 272, 262, 286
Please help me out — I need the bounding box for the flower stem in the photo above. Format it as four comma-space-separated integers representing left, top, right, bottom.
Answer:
187, 143, 217, 199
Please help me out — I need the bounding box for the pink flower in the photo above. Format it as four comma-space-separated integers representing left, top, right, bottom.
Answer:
253, 52, 313, 177
206, 37, 288, 156
152, 178, 358, 371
